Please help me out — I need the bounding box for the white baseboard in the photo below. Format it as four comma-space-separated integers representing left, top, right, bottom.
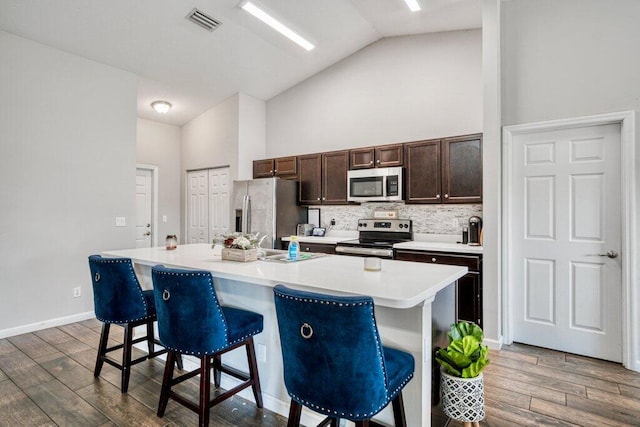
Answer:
0, 311, 96, 339
485, 335, 503, 350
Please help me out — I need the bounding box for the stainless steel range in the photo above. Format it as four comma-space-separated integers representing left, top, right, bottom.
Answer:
335, 219, 413, 259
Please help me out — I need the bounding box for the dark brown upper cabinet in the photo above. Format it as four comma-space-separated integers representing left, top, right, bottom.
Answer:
405, 134, 482, 204
442, 134, 482, 203
404, 139, 442, 203
253, 156, 297, 179
298, 151, 349, 205
349, 144, 403, 169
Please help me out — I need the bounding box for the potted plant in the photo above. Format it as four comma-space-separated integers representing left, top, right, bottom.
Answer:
435, 321, 489, 427
212, 232, 265, 262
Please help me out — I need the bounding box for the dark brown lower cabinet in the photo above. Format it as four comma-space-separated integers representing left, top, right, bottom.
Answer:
280, 241, 336, 254
394, 249, 482, 327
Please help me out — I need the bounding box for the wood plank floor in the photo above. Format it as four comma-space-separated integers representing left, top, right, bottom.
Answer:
1, 319, 639, 426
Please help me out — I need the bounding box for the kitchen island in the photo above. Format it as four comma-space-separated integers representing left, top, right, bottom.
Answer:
103, 243, 467, 426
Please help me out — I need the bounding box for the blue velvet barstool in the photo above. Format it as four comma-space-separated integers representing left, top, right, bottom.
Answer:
273, 284, 415, 427
151, 265, 264, 427
88, 255, 175, 393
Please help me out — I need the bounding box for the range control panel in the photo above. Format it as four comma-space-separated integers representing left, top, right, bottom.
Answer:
357, 219, 412, 232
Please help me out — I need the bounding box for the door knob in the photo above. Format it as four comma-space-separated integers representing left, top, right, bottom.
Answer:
599, 250, 619, 259
589, 250, 619, 259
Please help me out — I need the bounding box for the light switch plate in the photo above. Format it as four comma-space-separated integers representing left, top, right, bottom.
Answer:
115, 217, 126, 227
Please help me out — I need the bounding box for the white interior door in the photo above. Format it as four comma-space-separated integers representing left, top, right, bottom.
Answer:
209, 167, 230, 238
187, 170, 208, 243
135, 168, 152, 248
510, 123, 622, 362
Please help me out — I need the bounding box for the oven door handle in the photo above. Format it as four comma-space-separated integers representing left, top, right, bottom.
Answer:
335, 246, 394, 258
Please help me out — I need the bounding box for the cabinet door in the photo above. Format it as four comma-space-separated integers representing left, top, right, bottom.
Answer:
322, 151, 349, 204
349, 147, 375, 169
442, 134, 482, 203
253, 159, 274, 179
298, 154, 322, 205
375, 144, 403, 167
300, 242, 336, 254
274, 156, 297, 177
456, 272, 482, 327
404, 139, 441, 203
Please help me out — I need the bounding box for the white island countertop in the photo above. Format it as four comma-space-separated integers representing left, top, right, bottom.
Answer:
103, 243, 467, 309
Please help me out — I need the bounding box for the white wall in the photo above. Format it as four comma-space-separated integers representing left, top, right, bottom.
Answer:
237, 93, 266, 181
181, 94, 240, 174
0, 31, 137, 335
266, 30, 482, 156
502, 0, 640, 126
136, 118, 182, 242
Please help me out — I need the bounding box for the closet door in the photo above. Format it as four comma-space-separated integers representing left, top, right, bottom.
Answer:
187, 170, 209, 243
208, 168, 230, 239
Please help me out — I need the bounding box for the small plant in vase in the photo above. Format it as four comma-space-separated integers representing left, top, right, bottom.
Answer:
212, 232, 266, 262
436, 321, 489, 427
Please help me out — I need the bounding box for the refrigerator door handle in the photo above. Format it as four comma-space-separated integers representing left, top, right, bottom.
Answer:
242, 194, 250, 233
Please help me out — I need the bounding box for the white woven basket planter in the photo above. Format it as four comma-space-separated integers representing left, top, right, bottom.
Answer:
441, 370, 485, 423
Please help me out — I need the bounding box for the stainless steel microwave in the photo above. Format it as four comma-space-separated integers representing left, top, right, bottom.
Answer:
347, 166, 403, 202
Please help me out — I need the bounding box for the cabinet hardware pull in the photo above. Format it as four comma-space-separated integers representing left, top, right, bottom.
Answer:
431, 258, 437, 262
436, 194, 440, 198
444, 194, 449, 198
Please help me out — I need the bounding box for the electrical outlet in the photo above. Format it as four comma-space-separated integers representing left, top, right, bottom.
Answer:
452, 218, 459, 227
256, 343, 267, 363
162, 215, 168, 223
115, 217, 126, 227
73, 287, 81, 298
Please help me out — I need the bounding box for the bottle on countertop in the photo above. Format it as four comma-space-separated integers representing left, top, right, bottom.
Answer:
288, 235, 300, 260
462, 226, 469, 244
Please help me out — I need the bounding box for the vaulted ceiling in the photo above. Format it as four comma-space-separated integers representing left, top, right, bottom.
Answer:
0, 0, 481, 126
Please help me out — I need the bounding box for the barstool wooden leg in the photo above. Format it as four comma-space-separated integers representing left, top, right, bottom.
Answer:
146, 319, 155, 355
391, 392, 407, 427
287, 399, 302, 427
213, 354, 222, 387
121, 323, 134, 393
94, 323, 110, 377
356, 421, 370, 426
157, 351, 176, 417
199, 355, 212, 427
245, 338, 263, 408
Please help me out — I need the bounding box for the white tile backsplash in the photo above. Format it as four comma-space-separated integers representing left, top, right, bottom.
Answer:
317, 202, 482, 236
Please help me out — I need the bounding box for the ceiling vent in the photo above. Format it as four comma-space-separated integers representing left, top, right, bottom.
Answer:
186, 8, 222, 32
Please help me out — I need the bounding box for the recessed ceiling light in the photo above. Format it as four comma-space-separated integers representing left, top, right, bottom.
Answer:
151, 100, 172, 114
240, 1, 315, 51
404, 0, 422, 12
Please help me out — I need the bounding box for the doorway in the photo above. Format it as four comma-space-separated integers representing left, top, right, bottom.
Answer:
503, 111, 637, 370
135, 165, 158, 248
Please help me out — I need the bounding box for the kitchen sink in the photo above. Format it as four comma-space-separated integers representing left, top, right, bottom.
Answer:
258, 250, 326, 263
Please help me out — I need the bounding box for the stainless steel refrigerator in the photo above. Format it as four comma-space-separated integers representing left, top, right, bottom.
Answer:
232, 178, 306, 249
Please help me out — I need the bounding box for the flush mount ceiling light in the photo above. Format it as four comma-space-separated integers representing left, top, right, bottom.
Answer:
403, 0, 422, 12
240, 1, 315, 51
151, 100, 172, 114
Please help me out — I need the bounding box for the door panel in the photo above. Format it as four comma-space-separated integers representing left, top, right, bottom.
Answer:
187, 170, 208, 243
209, 168, 230, 238
511, 123, 622, 362
135, 169, 152, 248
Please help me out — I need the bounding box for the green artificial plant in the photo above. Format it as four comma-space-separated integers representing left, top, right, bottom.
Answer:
436, 321, 489, 378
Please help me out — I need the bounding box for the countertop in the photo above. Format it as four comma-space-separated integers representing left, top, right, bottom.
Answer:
393, 241, 483, 254
103, 243, 467, 309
